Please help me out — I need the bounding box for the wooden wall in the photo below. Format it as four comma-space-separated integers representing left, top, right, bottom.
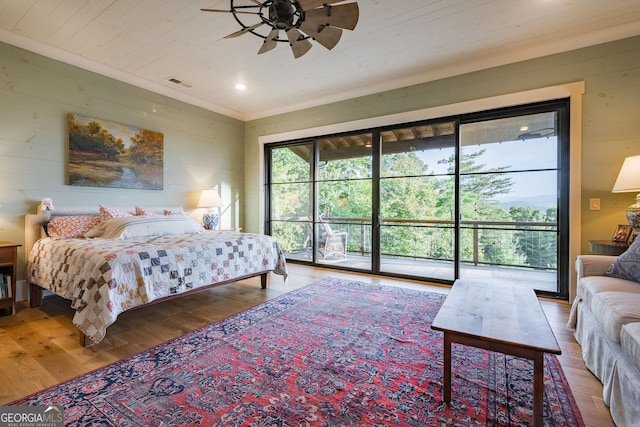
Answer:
0, 42, 244, 291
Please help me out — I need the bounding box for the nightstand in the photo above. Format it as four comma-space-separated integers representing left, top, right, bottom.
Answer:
588, 240, 629, 256
0, 242, 21, 315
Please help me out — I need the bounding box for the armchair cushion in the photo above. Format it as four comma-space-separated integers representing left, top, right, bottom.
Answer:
590, 291, 640, 342
606, 238, 640, 283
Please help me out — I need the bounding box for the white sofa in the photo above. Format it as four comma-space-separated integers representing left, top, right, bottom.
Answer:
568, 254, 640, 427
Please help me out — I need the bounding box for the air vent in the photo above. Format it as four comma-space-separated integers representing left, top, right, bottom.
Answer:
166, 76, 192, 88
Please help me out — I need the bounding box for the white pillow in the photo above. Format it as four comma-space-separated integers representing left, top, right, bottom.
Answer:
85, 215, 204, 239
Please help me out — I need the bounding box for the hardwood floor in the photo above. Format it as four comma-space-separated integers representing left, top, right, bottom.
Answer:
0, 264, 614, 426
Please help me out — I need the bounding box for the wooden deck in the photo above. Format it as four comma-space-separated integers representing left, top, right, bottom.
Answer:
285, 252, 557, 293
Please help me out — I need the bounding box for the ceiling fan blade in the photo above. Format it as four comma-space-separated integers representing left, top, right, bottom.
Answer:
299, 22, 342, 50
224, 22, 264, 38
286, 28, 313, 58
258, 29, 279, 54
298, 0, 346, 10
200, 8, 259, 15
303, 3, 359, 30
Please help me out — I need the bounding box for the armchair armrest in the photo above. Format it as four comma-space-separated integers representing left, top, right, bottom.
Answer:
575, 254, 617, 280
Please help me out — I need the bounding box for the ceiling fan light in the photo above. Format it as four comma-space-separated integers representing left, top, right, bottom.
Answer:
204, 0, 359, 58
270, 0, 295, 30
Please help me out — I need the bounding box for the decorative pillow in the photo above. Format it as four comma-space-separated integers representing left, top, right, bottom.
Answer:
134, 206, 157, 216
85, 215, 204, 239
47, 215, 102, 239
99, 205, 133, 222
605, 237, 640, 283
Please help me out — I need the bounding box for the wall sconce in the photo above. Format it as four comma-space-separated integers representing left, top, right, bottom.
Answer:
612, 155, 640, 234
198, 189, 223, 229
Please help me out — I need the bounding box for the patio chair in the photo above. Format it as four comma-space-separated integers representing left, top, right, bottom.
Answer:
318, 216, 348, 260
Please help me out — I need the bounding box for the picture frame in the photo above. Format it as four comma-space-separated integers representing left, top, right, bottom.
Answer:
67, 114, 164, 190
612, 224, 633, 243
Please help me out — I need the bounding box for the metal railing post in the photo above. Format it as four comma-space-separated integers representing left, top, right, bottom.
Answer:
472, 223, 479, 265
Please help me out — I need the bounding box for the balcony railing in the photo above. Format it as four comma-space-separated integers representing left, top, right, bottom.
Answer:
273, 217, 558, 272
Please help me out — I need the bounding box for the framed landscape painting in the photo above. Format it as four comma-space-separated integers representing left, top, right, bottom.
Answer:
67, 114, 164, 190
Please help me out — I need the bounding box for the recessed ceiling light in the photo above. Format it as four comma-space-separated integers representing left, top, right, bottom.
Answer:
519, 126, 529, 132
235, 83, 247, 91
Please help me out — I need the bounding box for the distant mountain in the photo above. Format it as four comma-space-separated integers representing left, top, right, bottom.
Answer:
491, 194, 557, 211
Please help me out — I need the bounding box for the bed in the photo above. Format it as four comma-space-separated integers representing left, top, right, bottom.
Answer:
25, 205, 288, 346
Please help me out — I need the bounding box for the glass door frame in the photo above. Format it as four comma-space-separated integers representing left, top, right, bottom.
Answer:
264, 98, 570, 299
458, 99, 570, 299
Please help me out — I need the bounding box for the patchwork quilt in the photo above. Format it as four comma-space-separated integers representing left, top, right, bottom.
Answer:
27, 231, 288, 344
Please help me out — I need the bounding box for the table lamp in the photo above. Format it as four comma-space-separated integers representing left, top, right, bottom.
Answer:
612, 155, 640, 234
198, 189, 223, 229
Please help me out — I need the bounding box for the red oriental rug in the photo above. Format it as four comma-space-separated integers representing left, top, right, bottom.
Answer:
11, 278, 584, 426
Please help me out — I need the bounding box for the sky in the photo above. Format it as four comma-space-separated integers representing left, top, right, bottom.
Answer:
74, 114, 140, 148
419, 136, 558, 200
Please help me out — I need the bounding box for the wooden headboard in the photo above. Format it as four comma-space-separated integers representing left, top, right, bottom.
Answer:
24, 206, 184, 260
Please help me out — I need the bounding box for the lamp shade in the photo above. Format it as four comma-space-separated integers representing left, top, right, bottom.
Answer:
612, 155, 640, 193
197, 189, 223, 208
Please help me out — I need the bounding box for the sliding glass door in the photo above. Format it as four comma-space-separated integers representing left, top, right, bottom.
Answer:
266, 135, 374, 268
267, 142, 313, 262
265, 100, 569, 298
458, 110, 565, 294
316, 133, 373, 268
379, 122, 457, 281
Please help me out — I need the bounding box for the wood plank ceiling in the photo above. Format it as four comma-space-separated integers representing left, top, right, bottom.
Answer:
294, 115, 557, 161
1, 0, 640, 120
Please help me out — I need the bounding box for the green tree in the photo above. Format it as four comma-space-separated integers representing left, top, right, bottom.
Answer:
379, 152, 441, 258
434, 149, 525, 265
269, 147, 313, 252
436, 149, 513, 220
510, 206, 557, 268
269, 144, 555, 269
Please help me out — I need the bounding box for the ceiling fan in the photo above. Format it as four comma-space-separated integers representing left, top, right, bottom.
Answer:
201, 0, 359, 59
